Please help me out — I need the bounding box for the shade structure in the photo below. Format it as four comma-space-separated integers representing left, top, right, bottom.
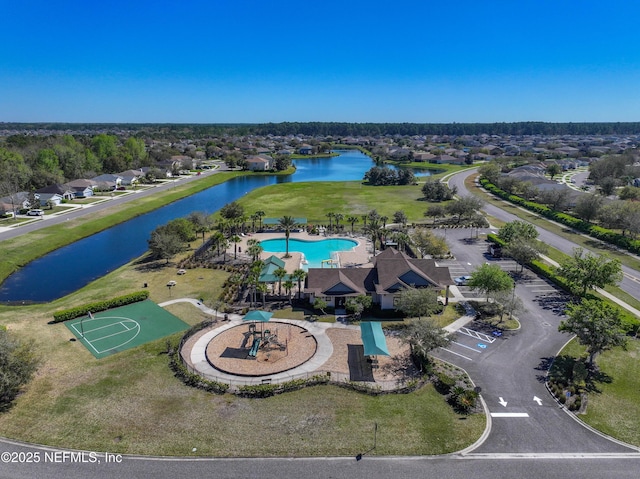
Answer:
243, 310, 273, 322
360, 321, 389, 356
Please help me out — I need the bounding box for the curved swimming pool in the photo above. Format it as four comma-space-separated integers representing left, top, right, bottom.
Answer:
260, 238, 358, 269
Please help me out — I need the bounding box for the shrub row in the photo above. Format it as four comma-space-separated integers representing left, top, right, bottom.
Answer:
51, 291, 149, 323
168, 346, 229, 394
480, 178, 640, 254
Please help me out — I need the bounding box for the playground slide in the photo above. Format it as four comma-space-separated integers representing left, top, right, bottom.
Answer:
248, 338, 261, 358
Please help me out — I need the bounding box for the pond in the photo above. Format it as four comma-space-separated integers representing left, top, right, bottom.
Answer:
0, 150, 377, 303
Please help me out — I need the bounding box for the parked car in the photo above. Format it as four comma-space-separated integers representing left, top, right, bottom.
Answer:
27, 209, 44, 216
454, 275, 472, 286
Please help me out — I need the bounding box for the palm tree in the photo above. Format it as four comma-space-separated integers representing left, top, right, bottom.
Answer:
347, 216, 359, 234
291, 268, 307, 299
334, 213, 344, 232
365, 219, 384, 256
255, 210, 266, 231
283, 279, 294, 304
257, 283, 267, 307
250, 213, 260, 232
210, 231, 225, 257
326, 212, 335, 232
230, 234, 241, 259
381, 215, 388, 230
220, 238, 229, 262
247, 239, 263, 261
278, 215, 298, 257
273, 267, 288, 297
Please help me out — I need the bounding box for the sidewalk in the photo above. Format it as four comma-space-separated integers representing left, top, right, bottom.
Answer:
539, 254, 640, 317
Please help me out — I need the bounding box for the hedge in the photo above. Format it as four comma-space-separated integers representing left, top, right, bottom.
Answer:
480, 177, 640, 255
51, 291, 150, 323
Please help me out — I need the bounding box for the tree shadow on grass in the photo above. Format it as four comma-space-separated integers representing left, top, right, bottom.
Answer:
543, 354, 612, 394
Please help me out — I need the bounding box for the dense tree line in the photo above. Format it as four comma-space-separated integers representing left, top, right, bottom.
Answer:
4, 121, 640, 138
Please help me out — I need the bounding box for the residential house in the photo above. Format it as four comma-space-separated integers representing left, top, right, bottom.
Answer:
0, 191, 32, 213
246, 155, 274, 171
413, 152, 437, 162
304, 248, 453, 311
36, 184, 75, 205
298, 145, 314, 155
64, 179, 97, 198
91, 174, 123, 191
118, 169, 145, 186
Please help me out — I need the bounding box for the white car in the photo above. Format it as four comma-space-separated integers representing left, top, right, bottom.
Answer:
27, 209, 44, 216
454, 275, 472, 286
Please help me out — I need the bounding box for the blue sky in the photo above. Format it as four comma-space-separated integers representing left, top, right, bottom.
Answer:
2, 0, 639, 123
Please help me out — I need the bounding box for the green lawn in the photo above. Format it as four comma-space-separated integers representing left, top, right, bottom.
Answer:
235, 180, 430, 225
558, 339, 640, 446
0, 248, 484, 456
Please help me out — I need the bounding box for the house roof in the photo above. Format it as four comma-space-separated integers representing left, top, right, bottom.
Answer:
305, 248, 452, 297
36, 184, 73, 195
258, 255, 288, 283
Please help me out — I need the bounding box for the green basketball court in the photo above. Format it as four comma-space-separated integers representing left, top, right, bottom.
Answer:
65, 300, 189, 359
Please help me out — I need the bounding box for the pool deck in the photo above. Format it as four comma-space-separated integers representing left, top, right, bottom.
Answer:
233, 231, 374, 272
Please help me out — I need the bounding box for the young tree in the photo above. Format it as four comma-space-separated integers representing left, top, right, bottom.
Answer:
411, 229, 449, 258
498, 220, 538, 243
503, 238, 545, 272
445, 195, 484, 224
0, 329, 40, 410
546, 163, 562, 179
421, 179, 456, 201
313, 297, 328, 315
395, 287, 439, 320
573, 194, 603, 223
393, 210, 408, 229
478, 162, 501, 183
399, 319, 451, 370
346, 294, 372, 320
559, 299, 627, 367
468, 263, 514, 301
219, 201, 245, 221
148, 226, 184, 263
557, 248, 622, 297
424, 204, 446, 225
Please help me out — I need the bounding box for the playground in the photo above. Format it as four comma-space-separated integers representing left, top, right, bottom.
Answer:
65, 300, 189, 359
206, 321, 317, 376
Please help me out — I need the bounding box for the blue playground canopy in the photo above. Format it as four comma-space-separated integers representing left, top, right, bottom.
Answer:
359, 321, 389, 356
243, 310, 273, 322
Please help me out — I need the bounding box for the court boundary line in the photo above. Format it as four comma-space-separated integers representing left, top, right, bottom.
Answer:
70, 316, 141, 355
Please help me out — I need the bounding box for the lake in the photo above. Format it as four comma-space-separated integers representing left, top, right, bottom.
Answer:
2, 150, 417, 303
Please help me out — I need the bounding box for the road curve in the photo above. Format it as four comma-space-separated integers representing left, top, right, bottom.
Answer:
447, 168, 640, 301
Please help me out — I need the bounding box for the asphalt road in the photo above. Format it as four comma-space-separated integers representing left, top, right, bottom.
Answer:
0, 166, 223, 242
433, 229, 636, 454
1, 167, 639, 478
447, 169, 640, 303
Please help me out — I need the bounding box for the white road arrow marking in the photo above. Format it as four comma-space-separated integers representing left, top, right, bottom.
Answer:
498, 397, 508, 407
533, 396, 543, 405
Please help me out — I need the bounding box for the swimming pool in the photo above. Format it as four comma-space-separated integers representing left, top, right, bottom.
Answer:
260, 238, 358, 269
